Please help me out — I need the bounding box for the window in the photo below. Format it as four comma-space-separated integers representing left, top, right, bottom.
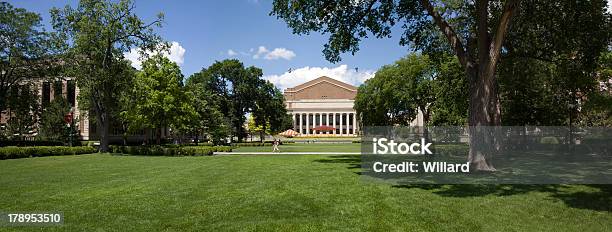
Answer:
53, 81, 63, 99
42, 82, 50, 106
67, 80, 76, 107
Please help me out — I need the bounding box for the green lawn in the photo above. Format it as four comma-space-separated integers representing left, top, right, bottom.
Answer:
0, 153, 610, 231
232, 142, 361, 152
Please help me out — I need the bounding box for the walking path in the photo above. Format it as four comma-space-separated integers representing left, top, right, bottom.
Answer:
213, 152, 361, 155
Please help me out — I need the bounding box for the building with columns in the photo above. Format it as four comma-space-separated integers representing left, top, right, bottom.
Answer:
0, 78, 91, 140
1, 78, 168, 143
284, 76, 359, 136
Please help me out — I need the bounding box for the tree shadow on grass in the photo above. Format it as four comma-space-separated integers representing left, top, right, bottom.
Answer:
312, 155, 363, 175
311, 154, 612, 211
312, 155, 361, 169
392, 184, 611, 212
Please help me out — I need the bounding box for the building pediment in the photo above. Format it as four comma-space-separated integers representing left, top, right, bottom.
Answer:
284, 76, 357, 101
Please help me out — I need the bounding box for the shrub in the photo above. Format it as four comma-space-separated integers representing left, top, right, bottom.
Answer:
80, 141, 100, 147
0, 146, 97, 160
108, 145, 233, 156
540, 137, 560, 144
0, 140, 64, 147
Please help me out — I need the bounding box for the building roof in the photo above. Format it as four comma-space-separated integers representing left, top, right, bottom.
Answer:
284, 76, 357, 93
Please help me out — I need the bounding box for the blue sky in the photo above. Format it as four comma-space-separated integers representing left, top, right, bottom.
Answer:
9, 0, 409, 89
9, 0, 411, 89
10, 0, 612, 90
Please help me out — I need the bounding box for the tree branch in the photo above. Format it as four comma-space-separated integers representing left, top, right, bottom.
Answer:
419, 0, 469, 68
477, 0, 490, 66
486, 0, 520, 73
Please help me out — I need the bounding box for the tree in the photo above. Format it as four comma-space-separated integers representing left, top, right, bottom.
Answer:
270, 0, 610, 170
51, 0, 163, 151
498, 1, 611, 127
188, 59, 267, 142
0, 2, 61, 121
356, 54, 465, 127
498, 57, 571, 126
355, 54, 433, 126
185, 77, 232, 145
247, 115, 268, 141
39, 97, 71, 141
430, 55, 468, 126
578, 50, 612, 127
252, 81, 292, 141
271, 0, 521, 170
122, 55, 197, 145
4, 83, 40, 140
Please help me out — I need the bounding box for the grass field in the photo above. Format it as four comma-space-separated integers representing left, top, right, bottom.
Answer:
0, 152, 610, 231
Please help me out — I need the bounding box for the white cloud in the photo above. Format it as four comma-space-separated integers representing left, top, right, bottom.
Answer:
608, 0, 611, 13
227, 49, 238, 56
263, 65, 375, 91
252, 46, 296, 60
265, 48, 296, 60
253, 46, 268, 59
123, 48, 142, 69
124, 41, 186, 70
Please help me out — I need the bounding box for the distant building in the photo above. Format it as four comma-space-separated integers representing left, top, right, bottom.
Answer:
283, 76, 359, 136
0, 78, 92, 140
1, 78, 168, 143
283, 76, 424, 137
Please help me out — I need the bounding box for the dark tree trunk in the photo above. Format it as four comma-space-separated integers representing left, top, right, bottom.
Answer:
466, 65, 499, 171
97, 112, 110, 152
195, 132, 199, 146
156, 127, 161, 145
420, 0, 517, 171
260, 124, 267, 143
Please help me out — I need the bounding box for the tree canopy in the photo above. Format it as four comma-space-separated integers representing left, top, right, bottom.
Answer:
0, 2, 61, 116
355, 54, 466, 127
271, 0, 611, 170
186, 59, 289, 142
122, 55, 197, 144
51, 0, 164, 151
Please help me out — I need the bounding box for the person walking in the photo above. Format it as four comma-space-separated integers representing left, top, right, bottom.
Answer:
272, 139, 281, 153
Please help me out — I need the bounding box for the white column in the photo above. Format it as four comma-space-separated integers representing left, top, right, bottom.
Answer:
325, 113, 329, 134
333, 113, 337, 135
346, 113, 350, 135
313, 113, 317, 135
299, 113, 303, 135
339, 113, 344, 136
350, 113, 354, 135
319, 113, 323, 134
306, 113, 310, 135
353, 112, 358, 135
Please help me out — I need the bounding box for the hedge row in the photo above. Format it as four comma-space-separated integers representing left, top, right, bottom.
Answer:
109, 145, 232, 156
0, 146, 98, 160
0, 140, 64, 147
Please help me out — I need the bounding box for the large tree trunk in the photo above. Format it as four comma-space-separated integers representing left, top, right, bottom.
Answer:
97, 112, 110, 152
466, 66, 500, 171
420, 0, 517, 171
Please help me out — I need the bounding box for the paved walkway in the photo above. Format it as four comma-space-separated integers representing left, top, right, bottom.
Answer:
213, 152, 361, 155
